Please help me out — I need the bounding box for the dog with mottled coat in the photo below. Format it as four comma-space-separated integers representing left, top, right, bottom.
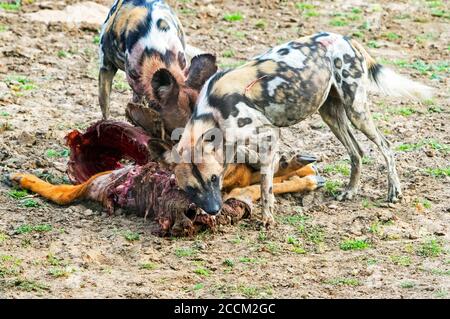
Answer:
168, 32, 433, 226
98, 0, 216, 121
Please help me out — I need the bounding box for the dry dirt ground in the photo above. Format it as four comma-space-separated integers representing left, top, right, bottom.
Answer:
0, 0, 449, 299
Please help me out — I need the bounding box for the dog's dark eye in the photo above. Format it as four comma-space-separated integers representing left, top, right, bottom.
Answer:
211, 174, 218, 183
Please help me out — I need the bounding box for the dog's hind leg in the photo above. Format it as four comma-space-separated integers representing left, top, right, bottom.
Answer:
343, 86, 402, 203
319, 92, 364, 201
99, 64, 118, 120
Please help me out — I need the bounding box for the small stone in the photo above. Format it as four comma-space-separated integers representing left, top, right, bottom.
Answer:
84, 209, 93, 216
310, 121, 324, 130
17, 131, 36, 145
425, 149, 435, 157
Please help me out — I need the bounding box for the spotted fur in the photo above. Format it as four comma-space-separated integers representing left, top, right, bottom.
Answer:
98, 0, 202, 120
174, 32, 433, 225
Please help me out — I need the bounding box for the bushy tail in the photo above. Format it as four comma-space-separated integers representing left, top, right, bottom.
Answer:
10, 172, 110, 205
350, 39, 433, 100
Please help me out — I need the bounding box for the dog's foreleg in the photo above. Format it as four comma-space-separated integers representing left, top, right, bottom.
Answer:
260, 163, 275, 227
99, 65, 117, 120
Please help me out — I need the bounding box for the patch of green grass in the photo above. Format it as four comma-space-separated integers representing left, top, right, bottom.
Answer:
57, 50, 68, 58
193, 283, 204, 290
4, 75, 36, 92
427, 105, 444, 113
235, 284, 273, 298
426, 0, 444, 8
48, 268, 70, 278
12, 278, 49, 292
368, 221, 381, 234
435, 288, 448, 298
367, 40, 380, 48
324, 161, 350, 176
34, 224, 52, 232
0, 0, 21, 11
45, 148, 70, 158
417, 238, 443, 257
21, 199, 40, 208
390, 255, 412, 266
140, 262, 157, 270
222, 49, 235, 58
194, 267, 210, 277
264, 242, 280, 255
400, 281, 415, 289
223, 12, 243, 22
329, 17, 348, 27
46, 253, 64, 267
425, 167, 450, 178
303, 9, 319, 17
340, 239, 370, 251
395, 143, 421, 152
352, 31, 364, 38
296, 3, 315, 10
239, 257, 258, 264
431, 9, 449, 19
352, 7, 362, 14
281, 213, 308, 226
299, 224, 324, 245
93, 35, 101, 45
254, 20, 267, 29
325, 277, 361, 286
384, 32, 401, 41
0, 232, 9, 244
395, 139, 449, 153
390, 107, 416, 116
292, 246, 307, 254
383, 59, 449, 79
223, 259, 234, 267
236, 285, 258, 297
122, 231, 140, 242
0, 255, 22, 278
430, 269, 450, 276
231, 30, 246, 39
324, 180, 342, 197
179, 8, 195, 15
112, 77, 130, 91
0, 111, 9, 116
8, 189, 28, 200
15, 224, 52, 235
287, 235, 299, 246
367, 258, 378, 266
0, 24, 8, 32
415, 198, 432, 209
175, 247, 196, 258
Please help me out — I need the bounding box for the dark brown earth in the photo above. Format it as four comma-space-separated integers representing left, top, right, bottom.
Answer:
0, 0, 449, 298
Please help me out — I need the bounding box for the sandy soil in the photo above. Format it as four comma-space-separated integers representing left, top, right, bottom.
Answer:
0, 0, 449, 299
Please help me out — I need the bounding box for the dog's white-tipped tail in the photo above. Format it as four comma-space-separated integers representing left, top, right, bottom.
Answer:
349, 39, 433, 101
368, 64, 433, 100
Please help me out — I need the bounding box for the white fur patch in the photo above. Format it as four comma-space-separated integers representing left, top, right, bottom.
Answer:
267, 77, 287, 96
256, 43, 307, 69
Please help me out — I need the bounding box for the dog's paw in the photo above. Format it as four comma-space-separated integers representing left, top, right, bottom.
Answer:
337, 189, 358, 201
262, 213, 275, 229
295, 154, 317, 165
387, 185, 402, 203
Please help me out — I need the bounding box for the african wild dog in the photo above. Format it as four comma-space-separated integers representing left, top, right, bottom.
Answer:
168, 32, 432, 225
98, 0, 215, 120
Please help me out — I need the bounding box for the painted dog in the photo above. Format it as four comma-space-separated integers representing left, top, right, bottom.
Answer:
169, 32, 432, 225
98, 0, 213, 121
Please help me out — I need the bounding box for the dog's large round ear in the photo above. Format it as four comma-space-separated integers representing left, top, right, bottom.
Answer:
152, 68, 180, 105
186, 54, 218, 91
